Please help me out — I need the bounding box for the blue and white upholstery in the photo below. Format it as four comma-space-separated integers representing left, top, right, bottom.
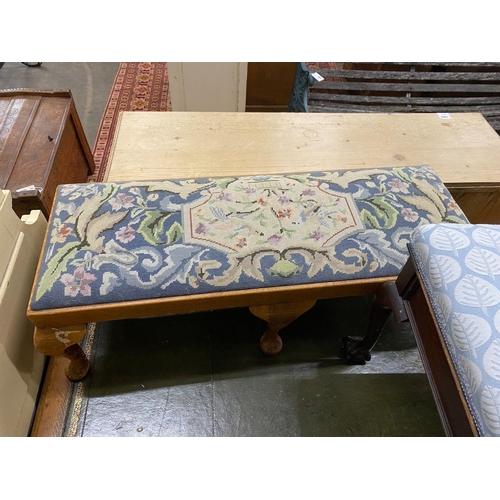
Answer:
409, 224, 500, 437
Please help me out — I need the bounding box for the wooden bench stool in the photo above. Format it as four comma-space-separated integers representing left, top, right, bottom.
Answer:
398, 223, 500, 436
27, 165, 468, 381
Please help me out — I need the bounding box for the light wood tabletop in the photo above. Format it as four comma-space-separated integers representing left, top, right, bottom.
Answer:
106, 112, 500, 223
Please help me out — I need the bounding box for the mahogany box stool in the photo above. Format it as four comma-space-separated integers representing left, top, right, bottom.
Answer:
0, 89, 95, 218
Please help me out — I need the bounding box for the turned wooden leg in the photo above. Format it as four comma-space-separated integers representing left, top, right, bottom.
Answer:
341, 281, 408, 365
249, 300, 316, 355
34, 324, 89, 381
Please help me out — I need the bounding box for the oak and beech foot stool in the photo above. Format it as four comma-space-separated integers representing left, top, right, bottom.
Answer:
27, 165, 468, 381
398, 223, 500, 437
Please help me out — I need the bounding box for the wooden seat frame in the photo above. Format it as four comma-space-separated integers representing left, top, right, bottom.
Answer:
28, 274, 407, 382
396, 255, 479, 436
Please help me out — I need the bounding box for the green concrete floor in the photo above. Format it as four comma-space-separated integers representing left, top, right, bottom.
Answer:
0, 62, 445, 437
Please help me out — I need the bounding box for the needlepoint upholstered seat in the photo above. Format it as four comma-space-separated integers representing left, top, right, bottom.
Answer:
27, 165, 468, 381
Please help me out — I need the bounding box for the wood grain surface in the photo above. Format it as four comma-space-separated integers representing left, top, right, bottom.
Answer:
106, 112, 500, 187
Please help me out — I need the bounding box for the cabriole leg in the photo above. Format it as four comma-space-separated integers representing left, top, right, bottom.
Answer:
341, 281, 408, 365
33, 324, 89, 381
250, 300, 316, 355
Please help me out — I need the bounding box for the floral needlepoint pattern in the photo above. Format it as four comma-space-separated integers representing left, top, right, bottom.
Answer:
182, 176, 364, 254
30, 165, 468, 312
61, 267, 97, 297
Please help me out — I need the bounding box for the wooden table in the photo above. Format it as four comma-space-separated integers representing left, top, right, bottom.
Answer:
106, 112, 500, 223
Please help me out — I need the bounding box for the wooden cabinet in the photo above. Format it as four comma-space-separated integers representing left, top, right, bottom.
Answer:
0, 89, 95, 218
245, 62, 297, 112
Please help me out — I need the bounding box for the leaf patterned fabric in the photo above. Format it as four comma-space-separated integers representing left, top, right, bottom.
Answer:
30, 165, 467, 312
410, 224, 500, 436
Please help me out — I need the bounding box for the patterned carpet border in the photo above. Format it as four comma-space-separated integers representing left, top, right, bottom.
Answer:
89, 62, 171, 183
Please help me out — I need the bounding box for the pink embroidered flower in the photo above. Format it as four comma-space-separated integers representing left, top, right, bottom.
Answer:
50, 223, 72, 244
388, 179, 410, 194
217, 191, 232, 202
188, 275, 200, 288
401, 208, 419, 222
277, 208, 292, 219
310, 228, 325, 242
61, 267, 97, 297
236, 237, 247, 248
115, 225, 136, 243
257, 197, 267, 206
448, 200, 459, 210
301, 188, 315, 197
267, 235, 282, 246
195, 222, 208, 235
109, 193, 136, 210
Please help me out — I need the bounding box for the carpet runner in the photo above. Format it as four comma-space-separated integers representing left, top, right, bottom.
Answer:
89, 62, 172, 183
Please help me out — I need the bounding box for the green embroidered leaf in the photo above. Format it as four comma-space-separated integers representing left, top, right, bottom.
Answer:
35, 241, 82, 301
138, 211, 180, 245
268, 258, 303, 278
359, 196, 398, 229
131, 207, 146, 219
216, 178, 237, 190
166, 221, 184, 244
398, 193, 443, 221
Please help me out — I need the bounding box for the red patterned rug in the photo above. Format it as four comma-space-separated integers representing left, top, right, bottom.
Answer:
89, 62, 172, 183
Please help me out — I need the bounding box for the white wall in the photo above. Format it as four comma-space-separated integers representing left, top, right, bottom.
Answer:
167, 62, 248, 112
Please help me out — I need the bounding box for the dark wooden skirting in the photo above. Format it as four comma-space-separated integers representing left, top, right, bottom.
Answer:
245, 105, 289, 112
30, 356, 73, 437
396, 256, 478, 437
